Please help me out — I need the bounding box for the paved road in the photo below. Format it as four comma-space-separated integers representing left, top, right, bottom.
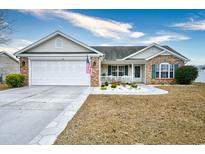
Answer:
0, 86, 88, 145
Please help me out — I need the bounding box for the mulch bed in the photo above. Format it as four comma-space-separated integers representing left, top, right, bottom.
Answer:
55, 84, 205, 145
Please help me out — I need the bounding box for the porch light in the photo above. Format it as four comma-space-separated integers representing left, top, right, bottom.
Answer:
21, 61, 26, 67
92, 61, 96, 66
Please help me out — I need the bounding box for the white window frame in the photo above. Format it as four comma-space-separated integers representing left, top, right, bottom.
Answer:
158, 63, 176, 79
160, 63, 170, 79
55, 38, 63, 48
111, 65, 118, 76
118, 66, 125, 76
110, 65, 126, 76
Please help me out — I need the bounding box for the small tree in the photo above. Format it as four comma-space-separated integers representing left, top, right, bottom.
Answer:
175, 65, 198, 85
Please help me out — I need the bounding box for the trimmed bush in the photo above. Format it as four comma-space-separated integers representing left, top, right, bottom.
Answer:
6, 74, 25, 87
104, 81, 109, 86
111, 82, 117, 88
130, 83, 138, 88
175, 65, 198, 85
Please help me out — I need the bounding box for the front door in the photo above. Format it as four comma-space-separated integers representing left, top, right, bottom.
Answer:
134, 65, 141, 82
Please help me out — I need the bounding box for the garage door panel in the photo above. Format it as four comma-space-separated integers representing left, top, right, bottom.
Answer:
31, 60, 90, 85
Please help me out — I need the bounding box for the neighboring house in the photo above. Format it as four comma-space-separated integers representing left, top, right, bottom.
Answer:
14, 31, 189, 86
0, 51, 20, 82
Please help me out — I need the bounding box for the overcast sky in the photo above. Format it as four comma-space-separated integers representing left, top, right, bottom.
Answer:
1, 9, 205, 65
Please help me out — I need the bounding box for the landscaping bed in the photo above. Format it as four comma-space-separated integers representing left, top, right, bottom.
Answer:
91, 82, 168, 95
0, 84, 9, 91
55, 84, 205, 144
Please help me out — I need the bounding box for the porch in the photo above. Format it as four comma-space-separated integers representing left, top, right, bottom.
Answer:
101, 62, 146, 83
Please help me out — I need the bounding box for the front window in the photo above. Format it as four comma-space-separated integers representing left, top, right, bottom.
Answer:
111, 66, 117, 76
154, 63, 177, 79
161, 63, 169, 78
119, 66, 125, 76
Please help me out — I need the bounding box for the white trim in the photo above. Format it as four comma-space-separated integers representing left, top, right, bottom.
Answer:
131, 63, 134, 82
0, 51, 19, 62
144, 64, 147, 84
133, 65, 142, 82
28, 58, 31, 86
14, 31, 103, 56
17, 53, 101, 57
99, 59, 101, 86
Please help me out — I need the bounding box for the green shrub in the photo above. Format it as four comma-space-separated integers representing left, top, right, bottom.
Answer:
101, 87, 107, 90
175, 65, 198, 85
6, 74, 25, 87
111, 82, 117, 88
130, 83, 138, 88
101, 84, 105, 87
104, 81, 109, 86
112, 82, 121, 86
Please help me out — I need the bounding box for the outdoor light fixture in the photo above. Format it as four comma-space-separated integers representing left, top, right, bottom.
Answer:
92, 61, 96, 66
21, 61, 26, 67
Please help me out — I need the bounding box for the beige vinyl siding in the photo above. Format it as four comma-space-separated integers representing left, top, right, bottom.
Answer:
130, 46, 163, 59
26, 35, 94, 53
0, 54, 19, 81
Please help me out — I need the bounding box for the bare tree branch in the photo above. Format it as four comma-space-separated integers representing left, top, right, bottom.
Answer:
0, 11, 13, 45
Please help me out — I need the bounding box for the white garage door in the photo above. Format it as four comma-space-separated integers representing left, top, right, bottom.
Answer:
31, 60, 90, 85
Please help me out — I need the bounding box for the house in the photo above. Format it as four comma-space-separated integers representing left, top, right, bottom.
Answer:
14, 31, 189, 86
0, 51, 20, 82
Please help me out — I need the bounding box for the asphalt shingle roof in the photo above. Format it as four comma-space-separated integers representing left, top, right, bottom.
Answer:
92, 45, 188, 60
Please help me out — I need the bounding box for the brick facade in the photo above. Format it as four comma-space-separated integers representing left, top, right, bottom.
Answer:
91, 57, 100, 87
19, 57, 101, 87
146, 55, 184, 84
20, 57, 29, 86
19, 55, 183, 86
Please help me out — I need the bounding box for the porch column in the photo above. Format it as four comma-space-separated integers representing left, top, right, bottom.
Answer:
131, 63, 134, 83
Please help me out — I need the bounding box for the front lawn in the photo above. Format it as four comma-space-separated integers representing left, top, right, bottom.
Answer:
0, 84, 9, 91
55, 84, 205, 144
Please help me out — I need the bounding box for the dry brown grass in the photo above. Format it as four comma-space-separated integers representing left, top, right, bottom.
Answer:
0, 84, 9, 91
55, 84, 205, 145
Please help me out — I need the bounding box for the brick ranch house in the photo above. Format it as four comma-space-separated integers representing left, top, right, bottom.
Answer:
14, 31, 189, 87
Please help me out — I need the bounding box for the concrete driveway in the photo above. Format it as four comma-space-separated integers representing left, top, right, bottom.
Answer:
0, 86, 89, 145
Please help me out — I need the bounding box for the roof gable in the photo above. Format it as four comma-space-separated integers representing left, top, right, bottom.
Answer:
92, 44, 189, 62
128, 46, 163, 60
122, 43, 189, 61
15, 31, 103, 56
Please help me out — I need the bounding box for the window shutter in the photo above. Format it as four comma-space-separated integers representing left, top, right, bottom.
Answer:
152, 64, 156, 79
108, 65, 111, 76
125, 65, 128, 76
